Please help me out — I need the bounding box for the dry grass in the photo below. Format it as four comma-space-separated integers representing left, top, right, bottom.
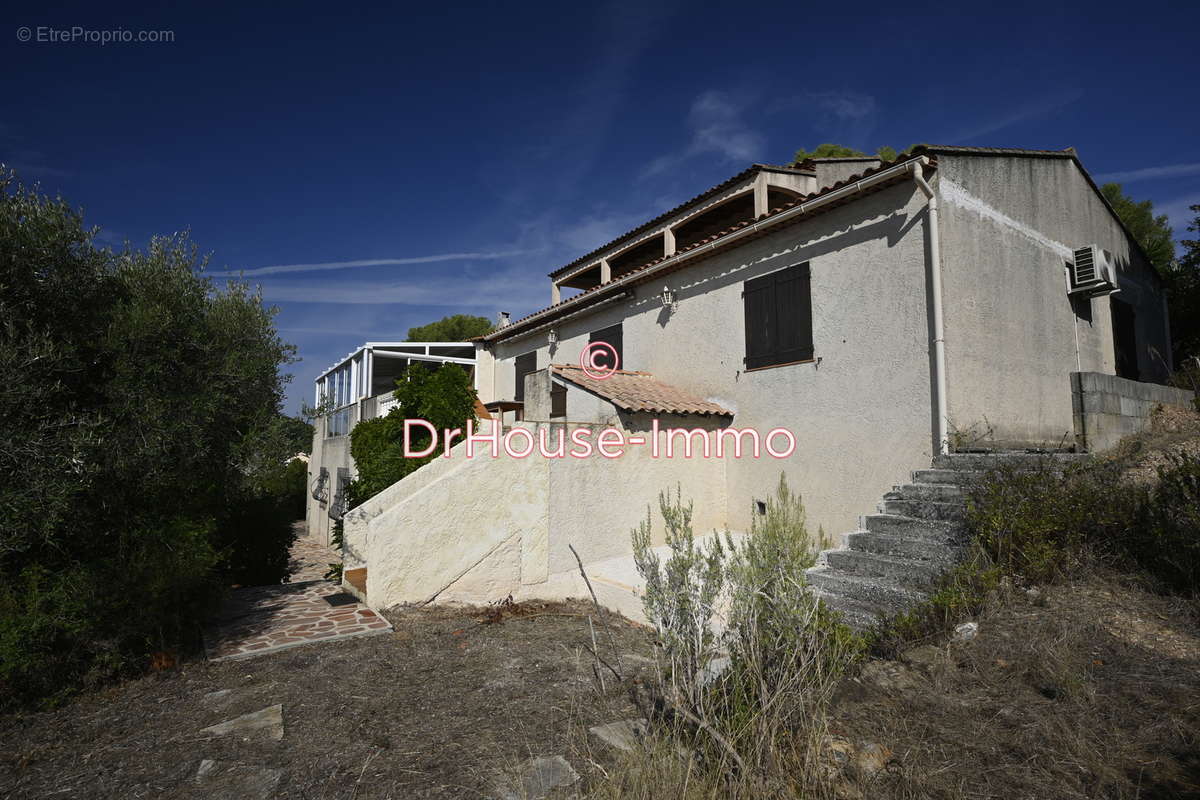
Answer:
1106, 404, 1200, 485
828, 573, 1200, 800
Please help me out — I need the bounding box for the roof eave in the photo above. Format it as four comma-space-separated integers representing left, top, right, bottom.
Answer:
546, 163, 814, 280
486, 154, 929, 344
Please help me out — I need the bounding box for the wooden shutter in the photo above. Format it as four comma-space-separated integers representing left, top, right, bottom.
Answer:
514, 352, 537, 401
743, 272, 776, 369
589, 324, 623, 370
550, 382, 566, 418
744, 262, 813, 369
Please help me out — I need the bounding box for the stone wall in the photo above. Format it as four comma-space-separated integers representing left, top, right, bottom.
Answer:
1070, 371, 1194, 452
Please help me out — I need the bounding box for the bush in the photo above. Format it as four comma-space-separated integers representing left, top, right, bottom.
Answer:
0, 169, 296, 706
1131, 452, 1200, 592
963, 453, 1198, 594
630, 477, 861, 789
349, 362, 477, 504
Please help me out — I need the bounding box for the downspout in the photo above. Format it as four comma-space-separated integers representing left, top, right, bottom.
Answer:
910, 159, 949, 454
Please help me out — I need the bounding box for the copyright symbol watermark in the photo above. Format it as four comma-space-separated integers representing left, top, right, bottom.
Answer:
579, 341, 620, 380
16, 27, 31, 42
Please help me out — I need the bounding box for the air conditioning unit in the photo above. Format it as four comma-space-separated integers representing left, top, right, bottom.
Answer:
1069, 245, 1119, 296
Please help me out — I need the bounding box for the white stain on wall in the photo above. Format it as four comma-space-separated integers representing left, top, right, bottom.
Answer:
939, 178, 1073, 259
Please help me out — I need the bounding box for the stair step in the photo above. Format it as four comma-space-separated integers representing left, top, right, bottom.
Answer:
881, 498, 965, 521
932, 452, 1089, 471
888, 483, 963, 502
864, 514, 962, 544
805, 566, 925, 610
912, 468, 982, 485
822, 549, 943, 585
816, 592, 885, 630
844, 531, 962, 564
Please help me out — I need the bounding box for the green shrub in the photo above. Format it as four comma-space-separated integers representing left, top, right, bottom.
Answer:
349, 362, 477, 503
1131, 452, 1200, 593
0, 519, 219, 704
631, 486, 727, 710
631, 477, 860, 781
878, 452, 1200, 654
0, 169, 296, 706
966, 461, 1138, 584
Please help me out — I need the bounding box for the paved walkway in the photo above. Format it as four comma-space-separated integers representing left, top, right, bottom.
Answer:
204, 530, 391, 661
286, 523, 339, 582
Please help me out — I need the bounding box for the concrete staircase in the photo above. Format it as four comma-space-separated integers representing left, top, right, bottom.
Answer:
807, 452, 1090, 629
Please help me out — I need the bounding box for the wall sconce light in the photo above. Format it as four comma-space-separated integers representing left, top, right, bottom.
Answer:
547, 328, 559, 345
659, 286, 676, 309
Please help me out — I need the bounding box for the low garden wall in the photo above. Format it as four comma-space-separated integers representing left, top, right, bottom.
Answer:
1071, 371, 1194, 452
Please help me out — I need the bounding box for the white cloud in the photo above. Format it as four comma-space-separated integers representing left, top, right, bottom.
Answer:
1096, 163, 1200, 184
208, 249, 530, 278
642, 90, 766, 178
947, 88, 1084, 144
808, 91, 876, 121
555, 210, 648, 254
260, 266, 549, 314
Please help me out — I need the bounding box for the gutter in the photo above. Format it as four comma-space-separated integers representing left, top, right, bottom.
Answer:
909, 158, 949, 455
487, 155, 931, 344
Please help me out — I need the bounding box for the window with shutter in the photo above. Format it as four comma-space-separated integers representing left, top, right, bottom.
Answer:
743, 262, 813, 370
514, 351, 537, 401
550, 382, 566, 418
588, 324, 623, 371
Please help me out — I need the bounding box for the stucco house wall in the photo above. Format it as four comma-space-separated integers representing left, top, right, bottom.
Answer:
306, 414, 352, 547
935, 153, 1171, 448
483, 180, 937, 538
341, 419, 727, 617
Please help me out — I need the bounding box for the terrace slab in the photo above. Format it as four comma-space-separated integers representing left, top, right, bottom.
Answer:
205, 580, 392, 661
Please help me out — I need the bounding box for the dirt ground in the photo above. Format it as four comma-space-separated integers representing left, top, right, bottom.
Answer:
832, 573, 1200, 800
3, 580, 1198, 799
0, 600, 656, 799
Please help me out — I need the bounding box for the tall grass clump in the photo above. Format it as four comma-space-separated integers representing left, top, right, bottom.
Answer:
627, 476, 861, 795
967, 453, 1200, 594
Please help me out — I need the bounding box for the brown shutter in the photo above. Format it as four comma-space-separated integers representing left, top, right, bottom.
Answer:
743, 262, 813, 369
743, 271, 776, 369
589, 324, 623, 370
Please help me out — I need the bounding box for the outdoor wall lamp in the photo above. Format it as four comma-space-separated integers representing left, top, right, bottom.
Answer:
659, 286, 676, 310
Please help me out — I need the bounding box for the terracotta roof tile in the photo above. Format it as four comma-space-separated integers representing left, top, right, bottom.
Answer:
551, 364, 732, 417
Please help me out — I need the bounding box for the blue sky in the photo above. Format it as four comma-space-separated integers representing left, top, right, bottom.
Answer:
4, 0, 1198, 414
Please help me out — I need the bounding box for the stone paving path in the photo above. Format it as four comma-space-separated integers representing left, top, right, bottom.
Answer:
286, 524, 339, 583
204, 530, 391, 661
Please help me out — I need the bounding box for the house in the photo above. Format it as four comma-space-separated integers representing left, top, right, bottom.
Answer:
306, 341, 475, 547
340, 145, 1189, 619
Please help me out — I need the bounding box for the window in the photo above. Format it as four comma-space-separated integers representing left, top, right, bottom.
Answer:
589, 324, 624, 371
514, 351, 537, 402
743, 262, 813, 370
1111, 298, 1138, 380
550, 382, 566, 418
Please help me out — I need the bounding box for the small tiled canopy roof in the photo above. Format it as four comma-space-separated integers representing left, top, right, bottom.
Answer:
551, 364, 733, 417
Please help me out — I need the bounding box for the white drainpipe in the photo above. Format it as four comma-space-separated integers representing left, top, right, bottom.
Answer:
910, 159, 949, 454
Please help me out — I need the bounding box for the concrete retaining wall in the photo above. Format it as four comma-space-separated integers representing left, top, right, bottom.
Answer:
341, 419, 728, 619
1070, 371, 1194, 452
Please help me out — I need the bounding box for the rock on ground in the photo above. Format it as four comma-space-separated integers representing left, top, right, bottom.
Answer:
589, 719, 648, 752
194, 759, 282, 799
199, 704, 284, 741
494, 755, 579, 800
